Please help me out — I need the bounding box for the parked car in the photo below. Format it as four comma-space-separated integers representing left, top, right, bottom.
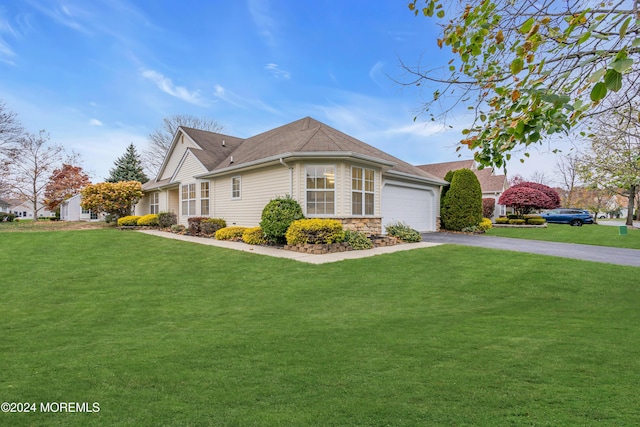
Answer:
540, 208, 595, 226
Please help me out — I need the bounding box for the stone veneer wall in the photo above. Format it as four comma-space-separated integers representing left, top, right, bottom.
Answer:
333, 217, 382, 236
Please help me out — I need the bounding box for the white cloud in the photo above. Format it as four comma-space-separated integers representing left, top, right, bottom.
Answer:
89, 118, 103, 126
265, 63, 290, 79
0, 13, 17, 64
247, 0, 277, 47
141, 69, 206, 106
213, 84, 279, 114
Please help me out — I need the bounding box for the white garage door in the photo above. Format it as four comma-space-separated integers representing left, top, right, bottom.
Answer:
381, 184, 435, 233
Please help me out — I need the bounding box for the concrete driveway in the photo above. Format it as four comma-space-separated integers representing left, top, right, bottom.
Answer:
420, 232, 640, 267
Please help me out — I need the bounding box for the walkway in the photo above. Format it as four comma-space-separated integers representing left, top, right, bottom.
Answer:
420, 232, 640, 267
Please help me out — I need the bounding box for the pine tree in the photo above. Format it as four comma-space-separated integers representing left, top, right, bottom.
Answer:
106, 143, 149, 183
441, 168, 482, 231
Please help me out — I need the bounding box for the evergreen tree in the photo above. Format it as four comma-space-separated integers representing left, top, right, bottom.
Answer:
441, 168, 482, 231
106, 143, 149, 183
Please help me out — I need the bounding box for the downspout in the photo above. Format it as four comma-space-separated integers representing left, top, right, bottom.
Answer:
279, 158, 293, 196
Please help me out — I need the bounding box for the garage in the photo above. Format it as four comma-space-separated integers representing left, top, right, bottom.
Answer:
381, 182, 437, 233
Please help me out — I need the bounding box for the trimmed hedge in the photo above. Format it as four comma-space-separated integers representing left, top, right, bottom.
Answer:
242, 227, 266, 245
215, 226, 247, 241
441, 168, 482, 231
285, 219, 345, 245
187, 217, 209, 235
260, 196, 304, 244
527, 218, 547, 225
495, 217, 510, 224
137, 214, 159, 226
385, 221, 422, 242
509, 219, 526, 225
158, 212, 177, 228
118, 215, 141, 226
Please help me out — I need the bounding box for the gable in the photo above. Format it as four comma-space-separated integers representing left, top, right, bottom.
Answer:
172, 150, 208, 183
158, 130, 202, 181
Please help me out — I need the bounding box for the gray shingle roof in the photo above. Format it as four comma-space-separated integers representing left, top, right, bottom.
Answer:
417, 160, 507, 193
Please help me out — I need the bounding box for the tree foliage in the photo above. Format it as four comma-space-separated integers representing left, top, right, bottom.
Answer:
80, 181, 143, 219
44, 163, 91, 211
106, 143, 149, 184
406, 0, 640, 168
498, 181, 560, 214
144, 115, 223, 177
441, 168, 482, 230
4, 131, 64, 220
578, 103, 640, 225
0, 99, 23, 151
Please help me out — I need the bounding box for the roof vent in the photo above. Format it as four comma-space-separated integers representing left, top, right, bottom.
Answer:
230, 156, 234, 164
222, 140, 226, 147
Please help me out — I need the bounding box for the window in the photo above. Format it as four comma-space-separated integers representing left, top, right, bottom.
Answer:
351, 167, 375, 215
231, 176, 241, 199
82, 207, 90, 215
181, 183, 196, 216
201, 182, 210, 216
306, 165, 335, 215
150, 192, 159, 214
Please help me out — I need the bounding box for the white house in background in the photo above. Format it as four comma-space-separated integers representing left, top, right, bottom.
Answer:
0, 198, 10, 213
136, 117, 447, 234
9, 200, 56, 219
417, 160, 509, 219
60, 193, 102, 221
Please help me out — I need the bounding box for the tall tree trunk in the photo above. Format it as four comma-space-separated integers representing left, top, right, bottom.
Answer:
627, 185, 636, 226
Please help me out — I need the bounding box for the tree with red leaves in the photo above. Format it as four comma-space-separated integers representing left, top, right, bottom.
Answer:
44, 163, 91, 211
499, 181, 560, 215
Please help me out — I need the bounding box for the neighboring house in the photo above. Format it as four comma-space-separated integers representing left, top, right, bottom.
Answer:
416, 160, 509, 219
9, 200, 56, 219
0, 198, 10, 213
136, 117, 447, 234
59, 194, 102, 221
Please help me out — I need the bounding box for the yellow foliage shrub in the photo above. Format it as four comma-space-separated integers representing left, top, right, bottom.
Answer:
137, 214, 159, 226
215, 226, 248, 241
118, 215, 141, 226
478, 218, 493, 231
242, 227, 266, 245
285, 218, 344, 245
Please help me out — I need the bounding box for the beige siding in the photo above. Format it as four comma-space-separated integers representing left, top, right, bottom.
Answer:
135, 194, 150, 216
159, 133, 200, 181
174, 152, 207, 183
212, 165, 290, 227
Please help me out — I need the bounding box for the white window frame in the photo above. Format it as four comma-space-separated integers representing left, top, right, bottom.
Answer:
200, 182, 210, 216
351, 166, 375, 216
181, 183, 196, 216
305, 165, 336, 216
231, 176, 241, 199
150, 192, 159, 214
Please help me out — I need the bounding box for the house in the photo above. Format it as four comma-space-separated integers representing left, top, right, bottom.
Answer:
0, 198, 9, 213
9, 200, 56, 219
60, 193, 103, 221
416, 160, 509, 219
136, 117, 447, 234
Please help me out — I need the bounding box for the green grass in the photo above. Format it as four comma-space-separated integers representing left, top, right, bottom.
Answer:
2, 229, 640, 425
487, 223, 640, 249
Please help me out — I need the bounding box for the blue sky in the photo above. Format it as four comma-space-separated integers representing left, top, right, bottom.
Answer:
0, 0, 562, 182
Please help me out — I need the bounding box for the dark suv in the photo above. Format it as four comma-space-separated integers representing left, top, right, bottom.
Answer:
541, 208, 594, 226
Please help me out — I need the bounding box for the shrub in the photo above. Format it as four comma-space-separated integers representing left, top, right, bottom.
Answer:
201, 218, 227, 236
118, 215, 141, 226
498, 182, 560, 215
158, 212, 177, 228
478, 218, 493, 231
482, 198, 496, 218
527, 218, 547, 225
495, 217, 510, 224
385, 221, 422, 242
507, 214, 523, 220
242, 227, 266, 245
509, 219, 526, 225
343, 230, 373, 250
171, 224, 186, 233
285, 219, 345, 245
0, 212, 16, 222
441, 168, 482, 231
260, 196, 304, 244
137, 214, 159, 226
215, 226, 247, 241
188, 217, 209, 235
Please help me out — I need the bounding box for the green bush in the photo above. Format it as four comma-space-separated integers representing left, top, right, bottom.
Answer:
509, 219, 526, 225
215, 226, 247, 241
285, 219, 345, 245
0, 212, 16, 222
343, 230, 373, 250
242, 227, 266, 245
441, 168, 482, 231
171, 224, 186, 233
507, 214, 524, 220
137, 214, 159, 226
527, 218, 547, 225
495, 217, 510, 224
201, 218, 227, 236
158, 212, 177, 228
385, 222, 422, 242
260, 196, 304, 244
118, 215, 141, 226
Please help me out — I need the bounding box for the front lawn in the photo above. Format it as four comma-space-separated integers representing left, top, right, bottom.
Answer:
1, 229, 639, 425
487, 223, 640, 249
